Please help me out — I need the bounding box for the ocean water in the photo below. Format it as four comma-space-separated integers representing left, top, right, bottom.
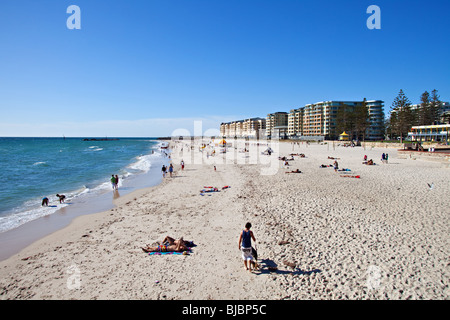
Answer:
0, 137, 166, 233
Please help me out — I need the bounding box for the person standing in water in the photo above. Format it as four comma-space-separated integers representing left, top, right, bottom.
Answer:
111, 175, 116, 190
238, 222, 256, 272
115, 175, 119, 189
56, 194, 65, 204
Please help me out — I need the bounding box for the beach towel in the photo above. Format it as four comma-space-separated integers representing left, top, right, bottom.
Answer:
148, 247, 192, 256
148, 251, 189, 256
340, 175, 361, 179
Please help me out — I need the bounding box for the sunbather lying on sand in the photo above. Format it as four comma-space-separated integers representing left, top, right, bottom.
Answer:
142, 239, 189, 253
290, 153, 305, 157
161, 236, 196, 248
286, 169, 302, 173
363, 159, 374, 165
200, 187, 219, 193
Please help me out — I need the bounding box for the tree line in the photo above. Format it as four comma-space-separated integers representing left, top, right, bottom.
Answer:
329, 89, 445, 142
388, 89, 444, 143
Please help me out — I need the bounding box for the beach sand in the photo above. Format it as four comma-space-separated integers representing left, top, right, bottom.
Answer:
0, 140, 449, 300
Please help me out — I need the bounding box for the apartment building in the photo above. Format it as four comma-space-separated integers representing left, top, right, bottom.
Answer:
220, 118, 266, 138
288, 108, 304, 137
408, 101, 450, 124
221, 99, 385, 141
366, 100, 385, 140
290, 100, 384, 140
266, 112, 288, 139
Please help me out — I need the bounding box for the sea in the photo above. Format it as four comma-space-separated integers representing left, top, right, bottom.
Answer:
0, 137, 169, 235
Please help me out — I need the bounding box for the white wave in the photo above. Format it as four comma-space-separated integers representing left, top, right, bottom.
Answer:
0, 200, 68, 233
128, 154, 153, 173
32, 161, 47, 166
0, 146, 163, 233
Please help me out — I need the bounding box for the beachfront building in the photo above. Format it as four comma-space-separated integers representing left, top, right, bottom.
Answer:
221, 99, 385, 141
288, 107, 304, 138
408, 124, 450, 143
244, 117, 266, 139
301, 100, 385, 141
366, 100, 385, 140
441, 102, 450, 124
220, 118, 266, 139
409, 101, 450, 124
266, 112, 288, 139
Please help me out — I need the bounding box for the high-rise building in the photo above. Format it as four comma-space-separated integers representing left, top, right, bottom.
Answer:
295, 100, 384, 140
288, 108, 304, 137
221, 99, 385, 141
266, 112, 288, 139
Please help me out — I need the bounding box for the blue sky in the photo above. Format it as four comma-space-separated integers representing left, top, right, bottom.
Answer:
1, 0, 449, 137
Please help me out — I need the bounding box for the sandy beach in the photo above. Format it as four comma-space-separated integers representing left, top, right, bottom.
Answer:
0, 140, 449, 300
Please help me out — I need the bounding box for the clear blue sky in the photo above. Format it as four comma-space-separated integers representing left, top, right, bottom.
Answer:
1, 0, 449, 137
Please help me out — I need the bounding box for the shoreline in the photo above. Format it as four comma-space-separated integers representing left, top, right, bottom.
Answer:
0, 145, 170, 262
1, 140, 448, 300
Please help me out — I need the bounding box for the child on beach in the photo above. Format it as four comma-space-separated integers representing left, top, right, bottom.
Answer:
238, 222, 257, 272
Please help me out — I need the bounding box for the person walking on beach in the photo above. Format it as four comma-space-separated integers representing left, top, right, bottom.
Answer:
161, 165, 166, 178
181, 160, 185, 171
385, 153, 389, 164
238, 222, 257, 272
169, 163, 174, 177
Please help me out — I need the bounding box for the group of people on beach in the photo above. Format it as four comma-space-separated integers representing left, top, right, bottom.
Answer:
161, 164, 174, 178
142, 222, 259, 272
161, 159, 185, 178
41, 194, 66, 206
